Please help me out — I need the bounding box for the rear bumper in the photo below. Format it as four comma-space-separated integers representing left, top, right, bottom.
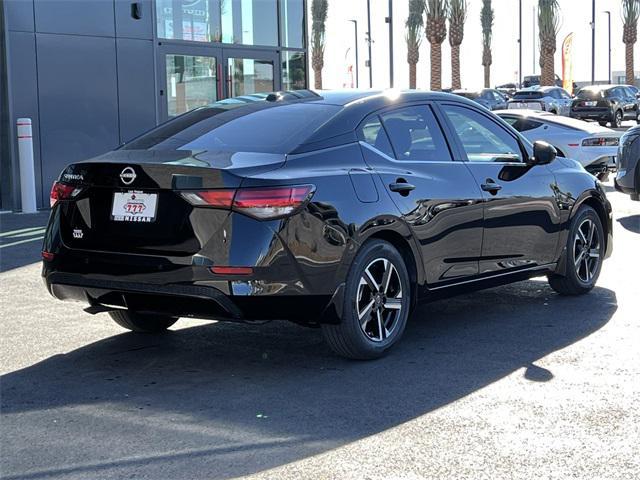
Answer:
44, 270, 336, 324
571, 109, 611, 121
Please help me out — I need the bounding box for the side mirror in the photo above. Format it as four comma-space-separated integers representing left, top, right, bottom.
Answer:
530, 141, 557, 165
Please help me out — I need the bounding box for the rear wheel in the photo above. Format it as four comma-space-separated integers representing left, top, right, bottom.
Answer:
598, 120, 608, 127
321, 240, 411, 360
109, 310, 178, 333
548, 206, 604, 295
611, 110, 623, 128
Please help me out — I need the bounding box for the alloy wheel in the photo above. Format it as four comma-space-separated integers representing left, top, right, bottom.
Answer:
573, 218, 601, 283
356, 258, 403, 342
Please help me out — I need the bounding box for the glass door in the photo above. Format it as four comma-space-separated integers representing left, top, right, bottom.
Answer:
223, 49, 280, 98
157, 44, 223, 119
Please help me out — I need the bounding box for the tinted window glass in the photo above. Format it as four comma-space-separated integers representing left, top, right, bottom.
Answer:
280, 0, 305, 48
500, 116, 520, 128
442, 105, 523, 162
513, 91, 543, 100
358, 116, 394, 158
380, 106, 451, 162
519, 118, 544, 131
124, 102, 340, 153
282, 51, 307, 90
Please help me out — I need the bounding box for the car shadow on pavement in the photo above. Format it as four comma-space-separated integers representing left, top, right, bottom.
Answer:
617, 214, 640, 233
0, 281, 617, 480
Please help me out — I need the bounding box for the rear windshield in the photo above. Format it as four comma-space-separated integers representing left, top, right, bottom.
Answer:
575, 89, 604, 99
123, 102, 341, 154
512, 91, 543, 99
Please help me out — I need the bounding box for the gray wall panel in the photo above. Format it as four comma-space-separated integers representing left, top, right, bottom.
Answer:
34, 0, 115, 37
116, 38, 156, 142
115, 0, 153, 39
5, 0, 34, 32
37, 33, 119, 202
7, 31, 43, 208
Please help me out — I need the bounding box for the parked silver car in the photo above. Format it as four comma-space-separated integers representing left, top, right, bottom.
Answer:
507, 86, 573, 116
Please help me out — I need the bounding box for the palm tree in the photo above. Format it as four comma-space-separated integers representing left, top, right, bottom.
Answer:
480, 0, 494, 88
622, 0, 639, 86
449, 0, 467, 90
426, 0, 448, 91
406, 0, 425, 89
538, 0, 560, 86
311, 0, 328, 90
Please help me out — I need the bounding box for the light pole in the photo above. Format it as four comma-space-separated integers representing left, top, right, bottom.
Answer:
349, 20, 359, 88
366, 0, 373, 88
591, 0, 596, 84
603, 10, 611, 84
518, 0, 522, 86
387, 0, 394, 88
532, 6, 536, 75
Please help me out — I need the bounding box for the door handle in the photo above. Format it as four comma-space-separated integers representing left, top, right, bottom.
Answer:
481, 180, 502, 193
389, 182, 416, 193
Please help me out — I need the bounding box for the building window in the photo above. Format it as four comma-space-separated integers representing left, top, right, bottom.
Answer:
166, 54, 219, 116
221, 0, 278, 46
280, 0, 305, 48
227, 57, 275, 96
282, 51, 306, 90
157, 0, 222, 42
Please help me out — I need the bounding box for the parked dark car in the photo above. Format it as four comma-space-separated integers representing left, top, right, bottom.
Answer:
615, 124, 640, 201
522, 74, 562, 88
507, 86, 573, 115
571, 84, 639, 128
42, 90, 613, 359
452, 88, 508, 110
496, 83, 518, 98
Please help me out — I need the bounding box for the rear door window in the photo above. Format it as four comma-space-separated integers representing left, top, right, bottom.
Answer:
441, 104, 524, 163
379, 105, 452, 162
358, 115, 394, 158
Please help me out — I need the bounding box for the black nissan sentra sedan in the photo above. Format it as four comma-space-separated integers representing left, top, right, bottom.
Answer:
43, 90, 613, 359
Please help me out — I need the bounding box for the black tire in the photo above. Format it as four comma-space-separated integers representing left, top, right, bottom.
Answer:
109, 310, 178, 333
321, 240, 411, 360
598, 120, 608, 127
548, 206, 604, 296
611, 110, 623, 128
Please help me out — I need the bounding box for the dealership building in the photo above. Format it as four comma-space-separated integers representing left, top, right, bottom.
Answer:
1, 0, 308, 211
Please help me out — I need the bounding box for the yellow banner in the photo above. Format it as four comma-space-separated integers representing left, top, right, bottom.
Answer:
562, 33, 574, 94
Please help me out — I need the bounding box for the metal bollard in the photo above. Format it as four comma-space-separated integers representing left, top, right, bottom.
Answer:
17, 118, 37, 213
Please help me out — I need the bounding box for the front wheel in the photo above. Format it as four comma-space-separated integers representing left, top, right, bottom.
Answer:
548, 206, 604, 295
321, 240, 411, 360
109, 310, 178, 333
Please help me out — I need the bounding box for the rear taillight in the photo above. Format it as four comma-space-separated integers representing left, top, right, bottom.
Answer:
181, 185, 315, 220
233, 186, 314, 219
180, 190, 234, 207
582, 137, 619, 147
50, 181, 82, 208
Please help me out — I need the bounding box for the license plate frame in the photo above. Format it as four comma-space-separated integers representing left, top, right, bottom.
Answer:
584, 101, 598, 107
111, 191, 158, 223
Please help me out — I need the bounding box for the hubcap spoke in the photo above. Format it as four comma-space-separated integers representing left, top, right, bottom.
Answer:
587, 221, 595, 246
376, 309, 385, 341
363, 267, 379, 292
358, 299, 375, 323
380, 260, 394, 294
384, 298, 402, 310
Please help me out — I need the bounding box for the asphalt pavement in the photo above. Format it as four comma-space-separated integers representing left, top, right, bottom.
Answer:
0, 182, 638, 480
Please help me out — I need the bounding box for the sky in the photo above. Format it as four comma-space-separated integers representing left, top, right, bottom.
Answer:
309, 0, 639, 91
